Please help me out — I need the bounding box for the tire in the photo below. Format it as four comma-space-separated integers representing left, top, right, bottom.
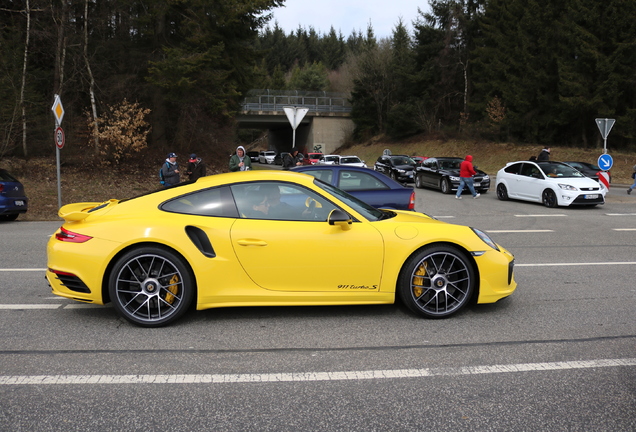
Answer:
390, 171, 397, 181
440, 178, 451, 194
414, 175, 423, 189
0, 214, 19, 222
542, 189, 557, 208
108, 246, 195, 327
397, 245, 475, 318
496, 183, 509, 201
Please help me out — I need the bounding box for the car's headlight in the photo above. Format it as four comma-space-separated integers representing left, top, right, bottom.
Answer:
483, 175, 490, 180
471, 227, 500, 252
449, 176, 460, 181
558, 183, 578, 191
397, 169, 406, 174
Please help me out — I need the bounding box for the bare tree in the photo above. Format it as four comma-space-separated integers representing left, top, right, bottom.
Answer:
83, 0, 99, 154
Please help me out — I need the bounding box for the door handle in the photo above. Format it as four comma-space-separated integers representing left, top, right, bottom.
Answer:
236, 239, 268, 247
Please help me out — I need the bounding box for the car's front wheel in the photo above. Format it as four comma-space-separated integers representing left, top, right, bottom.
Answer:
496, 183, 509, 200
108, 246, 195, 327
398, 245, 475, 318
414, 175, 423, 189
440, 178, 451, 194
542, 189, 558, 208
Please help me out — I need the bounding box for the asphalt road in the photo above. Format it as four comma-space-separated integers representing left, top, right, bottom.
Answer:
0, 184, 634, 431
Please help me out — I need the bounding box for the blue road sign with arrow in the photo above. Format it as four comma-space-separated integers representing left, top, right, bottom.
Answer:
598, 154, 613, 171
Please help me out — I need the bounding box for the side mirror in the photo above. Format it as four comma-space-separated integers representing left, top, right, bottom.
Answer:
328, 209, 352, 230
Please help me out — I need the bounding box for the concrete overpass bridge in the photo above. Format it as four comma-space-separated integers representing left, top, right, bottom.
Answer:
238, 90, 354, 155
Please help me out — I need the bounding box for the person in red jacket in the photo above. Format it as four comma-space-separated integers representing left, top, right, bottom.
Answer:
455, 155, 480, 199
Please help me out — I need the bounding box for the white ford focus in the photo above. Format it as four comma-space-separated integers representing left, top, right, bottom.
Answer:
495, 161, 606, 208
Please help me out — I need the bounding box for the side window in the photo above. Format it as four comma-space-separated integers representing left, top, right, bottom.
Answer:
161, 186, 238, 217
520, 163, 540, 177
230, 181, 339, 222
300, 169, 333, 184
504, 163, 522, 175
339, 171, 388, 190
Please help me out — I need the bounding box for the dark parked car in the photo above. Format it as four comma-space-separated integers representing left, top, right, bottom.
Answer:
292, 165, 415, 210
373, 155, 416, 183
0, 169, 28, 221
414, 157, 491, 194
563, 161, 611, 183
246, 151, 260, 163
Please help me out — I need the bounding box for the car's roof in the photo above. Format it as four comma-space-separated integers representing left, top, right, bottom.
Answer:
293, 165, 373, 172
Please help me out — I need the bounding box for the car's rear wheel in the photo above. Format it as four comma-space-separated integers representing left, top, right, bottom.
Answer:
398, 245, 475, 318
496, 183, 509, 200
440, 178, 451, 194
414, 175, 423, 189
542, 189, 557, 208
109, 246, 194, 327
0, 214, 19, 222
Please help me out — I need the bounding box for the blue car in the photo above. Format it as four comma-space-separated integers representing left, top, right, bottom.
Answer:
0, 169, 28, 221
292, 165, 415, 211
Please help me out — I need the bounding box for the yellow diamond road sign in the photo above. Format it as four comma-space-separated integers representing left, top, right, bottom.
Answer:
51, 94, 64, 125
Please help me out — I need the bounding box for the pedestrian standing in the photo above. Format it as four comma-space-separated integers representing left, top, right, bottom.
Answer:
282, 147, 303, 170
455, 155, 480, 199
186, 153, 206, 181
161, 152, 180, 187
627, 164, 636, 195
537, 147, 551, 161
229, 146, 252, 171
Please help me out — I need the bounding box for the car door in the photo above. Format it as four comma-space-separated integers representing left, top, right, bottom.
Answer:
229, 181, 384, 292
374, 156, 389, 175
517, 163, 545, 201
419, 159, 438, 187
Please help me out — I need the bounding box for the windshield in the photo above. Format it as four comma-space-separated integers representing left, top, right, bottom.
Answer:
314, 179, 392, 222
341, 157, 361, 164
439, 159, 462, 170
391, 156, 415, 166
537, 162, 586, 178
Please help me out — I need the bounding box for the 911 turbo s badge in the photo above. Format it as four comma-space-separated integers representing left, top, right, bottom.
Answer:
337, 284, 378, 290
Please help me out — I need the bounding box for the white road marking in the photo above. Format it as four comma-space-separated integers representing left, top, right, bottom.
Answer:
0, 269, 46, 272
515, 214, 567, 217
613, 228, 636, 231
606, 213, 636, 216
1, 358, 634, 385
487, 230, 554, 233
433, 215, 455, 219
64, 304, 109, 309
0, 304, 61, 310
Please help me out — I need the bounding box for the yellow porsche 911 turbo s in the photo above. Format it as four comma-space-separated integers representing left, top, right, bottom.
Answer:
46, 170, 516, 327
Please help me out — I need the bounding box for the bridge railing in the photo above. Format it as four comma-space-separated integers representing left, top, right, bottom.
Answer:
241, 90, 352, 113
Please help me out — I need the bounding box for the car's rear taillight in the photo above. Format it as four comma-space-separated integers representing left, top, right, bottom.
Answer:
408, 191, 415, 210
55, 227, 93, 243
0, 184, 4, 193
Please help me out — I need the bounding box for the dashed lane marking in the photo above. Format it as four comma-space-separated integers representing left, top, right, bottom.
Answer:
1, 358, 634, 385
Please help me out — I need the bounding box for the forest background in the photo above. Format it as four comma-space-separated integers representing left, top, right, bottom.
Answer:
1, 0, 635, 219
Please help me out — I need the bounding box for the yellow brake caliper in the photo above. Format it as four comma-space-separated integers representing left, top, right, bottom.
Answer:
165, 274, 180, 304
412, 262, 427, 297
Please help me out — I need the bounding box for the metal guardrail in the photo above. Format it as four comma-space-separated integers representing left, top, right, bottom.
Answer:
240, 90, 352, 113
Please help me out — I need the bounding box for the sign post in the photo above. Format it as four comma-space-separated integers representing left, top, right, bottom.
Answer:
595, 118, 615, 191
595, 118, 615, 154
51, 94, 65, 208
283, 106, 308, 150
